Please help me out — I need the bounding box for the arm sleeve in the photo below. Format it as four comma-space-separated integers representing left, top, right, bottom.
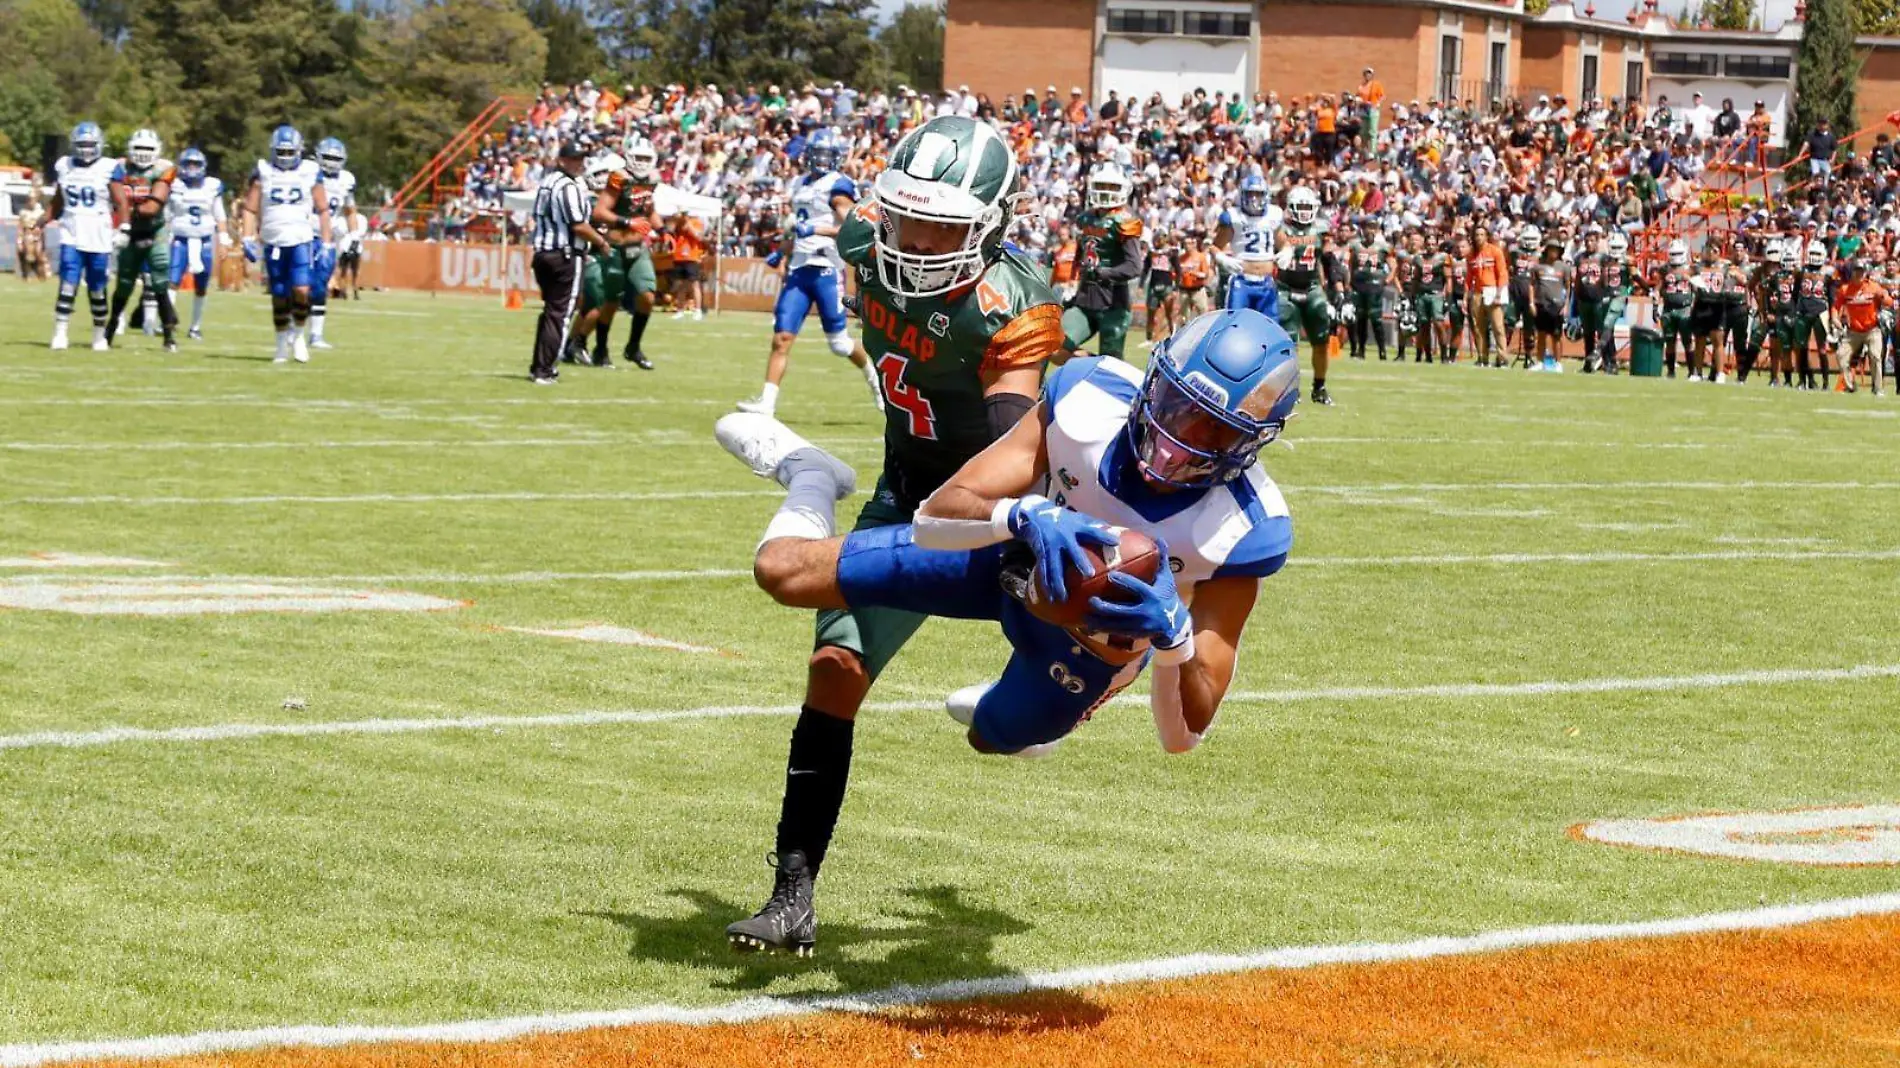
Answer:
981, 303, 1065, 372
987, 391, 1035, 441
1102, 232, 1146, 283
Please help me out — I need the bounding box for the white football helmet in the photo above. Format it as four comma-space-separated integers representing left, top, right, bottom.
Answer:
585, 152, 627, 192
1605, 230, 1629, 261
1805, 240, 1827, 268
1286, 186, 1320, 226
1667, 239, 1689, 266
1086, 162, 1131, 211
1762, 240, 1782, 264
625, 140, 658, 182
127, 129, 161, 169
1517, 225, 1542, 252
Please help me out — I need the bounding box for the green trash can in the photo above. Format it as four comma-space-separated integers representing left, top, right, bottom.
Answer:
1628, 326, 1664, 377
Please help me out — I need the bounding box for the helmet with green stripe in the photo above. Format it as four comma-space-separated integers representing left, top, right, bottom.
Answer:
872, 116, 1019, 297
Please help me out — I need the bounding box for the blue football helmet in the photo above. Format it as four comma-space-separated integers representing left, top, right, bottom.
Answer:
806, 127, 845, 175
317, 137, 347, 177
178, 147, 208, 184
1239, 174, 1270, 217
270, 125, 304, 170
1127, 308, 1300, 488
70, 122, 103, 165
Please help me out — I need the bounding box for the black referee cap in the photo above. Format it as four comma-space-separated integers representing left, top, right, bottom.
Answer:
557, 141, 587, 160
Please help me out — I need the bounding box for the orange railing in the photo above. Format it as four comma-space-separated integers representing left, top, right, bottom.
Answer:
388, 94, 534, 214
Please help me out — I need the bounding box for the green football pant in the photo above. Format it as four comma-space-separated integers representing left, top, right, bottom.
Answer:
1277, 287, 1333, 349
1062, 305, 1132, 359
113, 238, 172, 301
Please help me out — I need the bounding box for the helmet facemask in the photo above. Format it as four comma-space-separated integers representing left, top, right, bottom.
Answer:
626, 143, 657, 182
873, 193, 1005, 298
1087, 168, 1130, 211
127, 130, 160, 169
1287, 188, 1319, 226
1127, 328, 1293, 489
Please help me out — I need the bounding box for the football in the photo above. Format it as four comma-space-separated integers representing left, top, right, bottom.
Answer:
1024, 527, 1165, 630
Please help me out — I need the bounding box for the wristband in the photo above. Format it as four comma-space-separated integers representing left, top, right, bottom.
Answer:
1153, 629, 1196, 666
990, 497, 1022, 541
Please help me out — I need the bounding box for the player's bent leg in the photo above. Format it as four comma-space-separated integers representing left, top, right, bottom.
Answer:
753, 536, 848, 609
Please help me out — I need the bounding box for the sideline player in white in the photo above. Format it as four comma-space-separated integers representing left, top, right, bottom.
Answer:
49, 121, 127, 352
710, 306, 1298, 953
738, 126, 881, 416
240, 125, 329, 363
1214, 174, 1281, 318
307, 137, 358, 349
166, 147, 228, 340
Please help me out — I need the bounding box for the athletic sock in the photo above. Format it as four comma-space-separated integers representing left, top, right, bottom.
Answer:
625, 311, 651, 355
191, 294, 206, 332
594, 323, 611, 360
757, 381, 781, 409
775, 706, 855, 875
760, 461, 840, 545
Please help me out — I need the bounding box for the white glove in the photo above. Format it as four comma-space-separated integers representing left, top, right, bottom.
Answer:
112, 226, 130, 251
1336, 298, 1356, 324
217, 232, 233, 247
1274, 246, 1295, 270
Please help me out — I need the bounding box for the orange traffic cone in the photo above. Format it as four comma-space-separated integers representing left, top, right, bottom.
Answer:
505, 289, 524, 310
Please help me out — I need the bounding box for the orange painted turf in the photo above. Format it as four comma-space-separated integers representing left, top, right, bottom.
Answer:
97, 914, 1900, 1068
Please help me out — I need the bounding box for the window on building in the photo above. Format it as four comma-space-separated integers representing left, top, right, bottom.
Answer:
1488, 40, 1508, 100
1725, 54, 1791, 80
1581, 54, 1598, 101
1439, 34, 1463, 102
1626, 59, 1643, 99
1652, 52, 1719, 77
1180, 10, 1249, 36
1106, 8, 1178, 34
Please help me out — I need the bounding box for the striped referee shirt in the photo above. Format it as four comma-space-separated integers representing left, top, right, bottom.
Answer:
531, 171, 589, 253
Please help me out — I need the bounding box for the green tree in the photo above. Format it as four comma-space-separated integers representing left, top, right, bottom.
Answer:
0, 66, 65, 166
879, 2, 943, 92
1525, 0, 1549, 14
525, 0, 607, 87
1792, 0, 1861, 149
1695, 0, 1753, 27
1861, 0, 1900, 35
8, 0, 117, 119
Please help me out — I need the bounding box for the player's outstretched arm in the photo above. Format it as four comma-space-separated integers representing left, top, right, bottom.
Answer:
914, 404, 1048, 546
1149, 575, 1258, 753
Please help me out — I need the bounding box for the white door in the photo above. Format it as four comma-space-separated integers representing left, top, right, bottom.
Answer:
1102, 36, 1248, 106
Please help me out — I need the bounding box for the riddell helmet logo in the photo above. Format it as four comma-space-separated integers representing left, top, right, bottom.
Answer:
893, 189, 930, 203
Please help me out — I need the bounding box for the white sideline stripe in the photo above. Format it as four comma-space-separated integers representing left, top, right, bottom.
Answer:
5, 663, 1897, 754
5, 892, 1899, 1066
10, 481, 1899, 508
500, 625, 723, 654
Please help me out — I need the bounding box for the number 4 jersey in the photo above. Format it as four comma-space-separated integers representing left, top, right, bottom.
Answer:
838, 203, 1064, 504
255, 158, 324, 248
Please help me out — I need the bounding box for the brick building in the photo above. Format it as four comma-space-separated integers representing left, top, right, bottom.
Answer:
946, 0, 1900, 148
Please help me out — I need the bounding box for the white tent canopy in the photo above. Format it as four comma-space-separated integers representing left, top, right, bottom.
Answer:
500, 182, 722, 221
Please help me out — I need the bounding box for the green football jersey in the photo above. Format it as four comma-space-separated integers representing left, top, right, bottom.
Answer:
122, 158, 175, 239
839, 207, 1062, 503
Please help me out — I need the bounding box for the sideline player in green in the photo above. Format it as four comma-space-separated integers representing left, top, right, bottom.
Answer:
1275, 185, 1339, 404
713, 115, 1060, 956
568, 142, 661, 369
1344, 216, 1391, 361
106, 128, 178, 351
1061, 162, 1143, 361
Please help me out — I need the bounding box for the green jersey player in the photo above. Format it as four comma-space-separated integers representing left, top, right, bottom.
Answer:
1061, 162, 1145, 360
1276, 185, 1341, 404
713, 115, 1059, 956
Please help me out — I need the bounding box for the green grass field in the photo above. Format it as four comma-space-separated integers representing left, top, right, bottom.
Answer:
1, 277, 1897, 1048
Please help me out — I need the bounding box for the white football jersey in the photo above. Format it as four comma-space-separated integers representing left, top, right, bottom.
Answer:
255, 158, 324, 247
54, 155, 124, 253
168, 177, 225, 240
1036, 357, 1293, 596
314, 168, 356, 242
788, 171, 856, 270
1220, 205, 1281, 265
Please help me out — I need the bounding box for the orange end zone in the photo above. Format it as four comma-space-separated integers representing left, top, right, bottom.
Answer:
90, 914, 1900, 1068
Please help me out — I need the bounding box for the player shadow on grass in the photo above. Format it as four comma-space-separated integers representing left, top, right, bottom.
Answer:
579, 885, 1109, 1036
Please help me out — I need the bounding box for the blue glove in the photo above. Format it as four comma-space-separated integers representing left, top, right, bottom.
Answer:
242, 238, 260, 263
793, 221, 815, 239
1008, 495, 1119, 605
1085, 542, 1191, 648
764, 249, 783, 268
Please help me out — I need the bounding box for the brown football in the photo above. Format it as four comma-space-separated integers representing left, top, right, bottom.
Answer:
1024, 528, 1165, 630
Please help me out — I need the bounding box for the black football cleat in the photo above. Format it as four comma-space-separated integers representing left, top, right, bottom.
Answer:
1312, 383, 1334, 406
625, 349, 653, 370
726, 850, 816, 956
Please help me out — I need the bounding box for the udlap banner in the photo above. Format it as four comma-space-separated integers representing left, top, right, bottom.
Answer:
366, 240, 783, 313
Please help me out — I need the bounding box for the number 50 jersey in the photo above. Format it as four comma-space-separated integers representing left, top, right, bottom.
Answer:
254, 158, 324, 247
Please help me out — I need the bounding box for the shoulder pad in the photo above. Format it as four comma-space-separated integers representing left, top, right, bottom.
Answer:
1117, 215, 1143, 238
830, 176, 858, 201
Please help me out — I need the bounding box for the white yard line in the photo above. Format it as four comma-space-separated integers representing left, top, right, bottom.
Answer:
0, 438, 659, 453
3, 891, 1897, 1066
9, 481, 1899, 508
5, 663, 1896, 754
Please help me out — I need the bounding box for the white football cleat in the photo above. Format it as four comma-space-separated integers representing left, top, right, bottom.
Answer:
274, 333, 291, 363
735, 396, 776, 416
292, 333, 310, 363
49, 326, 68, 351
714, 411, 856, 497
91, 327, 110, 352
946, 682, 991, 727
310, 338, 334, 351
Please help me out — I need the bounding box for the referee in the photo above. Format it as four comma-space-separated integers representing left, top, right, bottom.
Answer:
529, 142, 608, 384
